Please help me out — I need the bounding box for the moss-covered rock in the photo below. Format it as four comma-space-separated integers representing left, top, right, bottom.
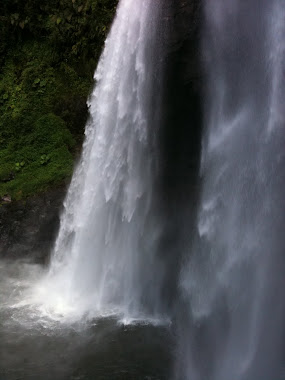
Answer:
0, 0, 118, 200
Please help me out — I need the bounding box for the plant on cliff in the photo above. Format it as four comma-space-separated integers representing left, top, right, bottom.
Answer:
0, 0, 118, 200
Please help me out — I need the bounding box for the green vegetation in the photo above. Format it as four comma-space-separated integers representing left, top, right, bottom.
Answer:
0, 0, 118, 200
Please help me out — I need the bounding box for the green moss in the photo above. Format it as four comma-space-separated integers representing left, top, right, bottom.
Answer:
0, 0, 118, 201
0, 44, 83, 199
0, 112, 75, 199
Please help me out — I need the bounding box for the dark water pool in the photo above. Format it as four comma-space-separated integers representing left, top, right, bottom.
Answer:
0, 260, 173, 380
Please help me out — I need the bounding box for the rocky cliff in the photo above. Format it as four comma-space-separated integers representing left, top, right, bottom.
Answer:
0, 187, 66, 262
161, 0, 202, 197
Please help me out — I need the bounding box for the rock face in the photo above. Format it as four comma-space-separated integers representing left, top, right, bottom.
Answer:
155, 0, 203, 308
0, 188, 66, 262
160, 0, 202, 197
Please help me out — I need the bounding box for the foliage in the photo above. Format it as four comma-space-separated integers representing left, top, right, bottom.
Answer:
0, 112, 75, 199
0, 0, 118, 200
40, 155, 51, 165
0, 0, 118, 64
15, 161, 25, 171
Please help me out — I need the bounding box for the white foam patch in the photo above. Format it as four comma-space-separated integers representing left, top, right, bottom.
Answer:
0, 259, 170, 331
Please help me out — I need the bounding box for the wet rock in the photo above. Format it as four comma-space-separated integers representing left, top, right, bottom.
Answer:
0, 187, 66, 263
1, 194, 11, 203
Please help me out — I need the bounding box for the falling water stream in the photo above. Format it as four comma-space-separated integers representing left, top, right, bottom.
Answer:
35, 0, 168, 323
177, 0, 285, 379
1, 0, 285, 379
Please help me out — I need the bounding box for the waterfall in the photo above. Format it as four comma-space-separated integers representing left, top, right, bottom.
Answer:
39, 0, 168, 322
177, 0, 285, 379
19, 0, 285, 376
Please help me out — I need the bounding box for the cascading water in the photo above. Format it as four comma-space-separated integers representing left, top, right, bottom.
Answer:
2, 0, 285, 378
37, 0, 168, 322
177, 0, 285, 379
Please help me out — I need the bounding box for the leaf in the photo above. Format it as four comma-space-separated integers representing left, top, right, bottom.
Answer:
34, 78, 40, 84
56, 17, 62, 25
3, 94, 8, 100
78, 5, 83, 12
15, 162, 21, 171
19, 21, 25, 29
